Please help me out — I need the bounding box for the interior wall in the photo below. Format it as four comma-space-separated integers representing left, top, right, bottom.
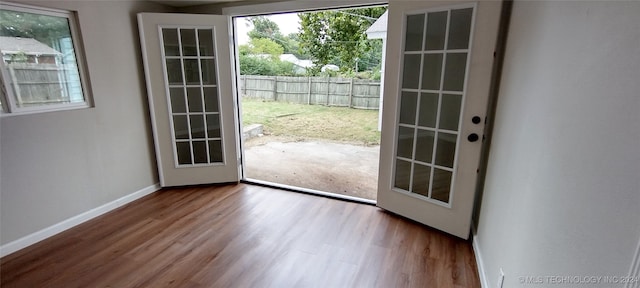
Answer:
0, 0, 173, 245
476, 1, 640, 287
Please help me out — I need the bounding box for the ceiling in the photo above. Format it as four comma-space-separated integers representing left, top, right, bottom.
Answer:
149, 0, 248, 8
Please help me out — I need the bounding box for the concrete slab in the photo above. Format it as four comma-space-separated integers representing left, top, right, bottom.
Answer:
243, 136, 379, 200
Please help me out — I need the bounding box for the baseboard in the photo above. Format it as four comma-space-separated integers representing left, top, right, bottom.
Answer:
0, 183, 161, 258
472, 231, 490, 288
628, 235, 640, 288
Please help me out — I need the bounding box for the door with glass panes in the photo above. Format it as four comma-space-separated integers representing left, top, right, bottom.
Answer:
138, 13, 240, 187
377, 1, 501, 239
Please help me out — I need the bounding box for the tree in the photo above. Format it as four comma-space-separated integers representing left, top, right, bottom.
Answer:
298, 6, 387, 75
243, 37, 284, 57
247, 16, 282, 40
239, 56, 296, 76
239, 17, 302, 76
238, 33, 296, 76
0, 10, 70, 47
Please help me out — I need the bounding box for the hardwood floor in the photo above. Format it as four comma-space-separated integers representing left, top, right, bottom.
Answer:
0, 184, 480, 288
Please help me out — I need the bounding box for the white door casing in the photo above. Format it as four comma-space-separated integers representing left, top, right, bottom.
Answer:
377, 1, 502, 239
138, 13, 240, 187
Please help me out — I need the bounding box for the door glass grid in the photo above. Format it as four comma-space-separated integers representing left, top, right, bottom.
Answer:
394, 7, 473, 205
161, 27, 223, 166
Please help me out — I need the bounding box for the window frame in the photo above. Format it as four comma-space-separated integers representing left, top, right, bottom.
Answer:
0, 2, 92, 115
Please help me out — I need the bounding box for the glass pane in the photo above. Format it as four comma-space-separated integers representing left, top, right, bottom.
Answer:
206, 115, 221, 138
443, 53, 467, 91
421, 54, 443, 90
201, 59, 217, 85
424, 11, 447, 50
209, 140, 223, 163
180, 29, 197, 56
184, 59, 200, 85
394, 159, 411, 191
396, 126, 415, 159
169, 88, 186, 113
439, 94, 462, 131
176, 142, 192, 165
198, 29, 215, 56
417, 93, 438, 128
187, 87, 203, 112
399, 91, 418, 125
435, 132, 457, 168
1, 9, 86, 108
404, 14, 425, 51
192, 141, 208, 164
402, 54, 421, 89
432, 169, 452, 203
166, 59, 183, 85
415, 129, 435, 163
190, 115, 205, 139
162, 28, 179, 56
448, 8, 473, 50
204, 87, 219, 112
412, 164, 431, 197
173, 115, 189, 139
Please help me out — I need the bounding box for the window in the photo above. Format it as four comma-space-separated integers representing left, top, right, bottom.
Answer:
0, 3, 90, 114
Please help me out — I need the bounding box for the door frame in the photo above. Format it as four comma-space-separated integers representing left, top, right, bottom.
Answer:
212, 2, 503, 237
224, 2, 388, 203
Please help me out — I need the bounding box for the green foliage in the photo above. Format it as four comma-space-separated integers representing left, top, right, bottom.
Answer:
247, 16, 282, 41
246, 38, 284, 57
0, 10, 70, 48
298, 6, 387, 75
9, 51, 28, 63
241, 17, 301, 76
239, 55, 296, 76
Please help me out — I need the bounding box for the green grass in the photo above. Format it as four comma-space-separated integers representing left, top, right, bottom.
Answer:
241, 99, 381, 145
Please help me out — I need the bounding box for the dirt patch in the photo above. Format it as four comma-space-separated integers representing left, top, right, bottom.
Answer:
243, 136, 380, 200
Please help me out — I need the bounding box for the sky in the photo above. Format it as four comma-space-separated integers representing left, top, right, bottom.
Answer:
235, 13, 301, 45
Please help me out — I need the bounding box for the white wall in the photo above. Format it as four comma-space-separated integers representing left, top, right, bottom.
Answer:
476, 1, 640, 287
0, 0, 172, 246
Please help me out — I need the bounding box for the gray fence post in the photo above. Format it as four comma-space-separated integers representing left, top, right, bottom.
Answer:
326, 77, 330, 106
307, 76, 311, 105
348, 78, 353, 109
273, 76, 278, 101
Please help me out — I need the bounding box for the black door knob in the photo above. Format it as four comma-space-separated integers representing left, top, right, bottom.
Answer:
468, 133, 479, 142
472, 116, 482, 124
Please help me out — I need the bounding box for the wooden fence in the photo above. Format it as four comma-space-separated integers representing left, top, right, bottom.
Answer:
239, 75, 381, 110
6, 63, 81, 106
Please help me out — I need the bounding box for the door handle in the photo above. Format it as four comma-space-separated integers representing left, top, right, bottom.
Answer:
468, 133, 479, 142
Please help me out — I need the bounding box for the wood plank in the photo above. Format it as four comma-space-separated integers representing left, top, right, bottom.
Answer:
0, 184, 480, 288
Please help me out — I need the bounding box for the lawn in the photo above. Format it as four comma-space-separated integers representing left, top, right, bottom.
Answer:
241, 99, 381, 145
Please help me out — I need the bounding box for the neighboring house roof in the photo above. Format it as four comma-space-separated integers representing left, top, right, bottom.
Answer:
0, 36, 61, 56
279, 54, 314, 68
251, 53, 331, 71
366, 11, 388, 39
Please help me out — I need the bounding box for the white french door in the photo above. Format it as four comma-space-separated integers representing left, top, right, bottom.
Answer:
138, 13, 240, 187
377, 1, 501, 239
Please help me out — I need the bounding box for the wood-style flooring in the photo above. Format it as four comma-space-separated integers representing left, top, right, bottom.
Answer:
1, 184, 480, 287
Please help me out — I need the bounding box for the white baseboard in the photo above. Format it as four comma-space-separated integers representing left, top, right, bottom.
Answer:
472, 234, 490, 288
0, 183, 161, 258
628, 235, 640, 288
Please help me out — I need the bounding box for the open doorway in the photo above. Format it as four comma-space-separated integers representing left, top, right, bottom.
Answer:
235, 6, 387, 201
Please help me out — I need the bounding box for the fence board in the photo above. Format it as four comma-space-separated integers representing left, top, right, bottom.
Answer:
240, 75, 381, 110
